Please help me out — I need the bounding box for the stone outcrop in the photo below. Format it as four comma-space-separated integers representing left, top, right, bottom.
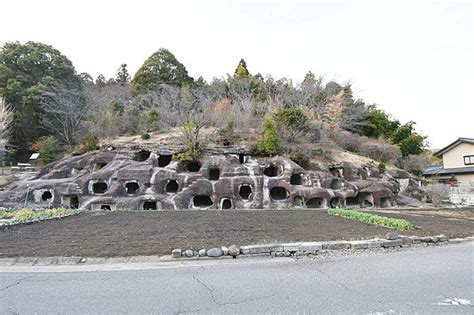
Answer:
0, 147, 411, 210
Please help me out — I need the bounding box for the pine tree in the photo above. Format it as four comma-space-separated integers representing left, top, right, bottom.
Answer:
234, 58, 250, 78
257, 116, 281, 156
116, 64, 130, 85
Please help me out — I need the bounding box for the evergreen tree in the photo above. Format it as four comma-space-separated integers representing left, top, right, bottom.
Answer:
234, 58, 250, 78
257, 116, 281, 156
116, 64, 130, 85
0, 41, 80, 155
131, 48, 193, 95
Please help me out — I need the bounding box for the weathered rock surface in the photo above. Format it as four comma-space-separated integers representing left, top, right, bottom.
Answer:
207, 247, 223, 257
228, 245, 240, 256
0, 146, 423, 210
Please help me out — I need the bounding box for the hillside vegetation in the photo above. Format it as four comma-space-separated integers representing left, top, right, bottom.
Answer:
0, 42, 429, 173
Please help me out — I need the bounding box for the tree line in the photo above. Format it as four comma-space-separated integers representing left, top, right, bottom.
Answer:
0, 41, 428, 173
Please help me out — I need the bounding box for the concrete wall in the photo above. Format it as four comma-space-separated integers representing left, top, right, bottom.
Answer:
442, 142, 474, 169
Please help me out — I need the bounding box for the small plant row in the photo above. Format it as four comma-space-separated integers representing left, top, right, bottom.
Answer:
328, 208, 414, 231
0, 208, 77, 224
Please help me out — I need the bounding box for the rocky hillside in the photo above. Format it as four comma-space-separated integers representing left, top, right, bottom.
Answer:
0, 135, 425, 210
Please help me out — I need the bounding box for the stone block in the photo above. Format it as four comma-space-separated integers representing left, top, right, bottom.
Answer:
324, 241, 350, 250
367, 240, 383, 248
241, 244, 284, 255
299, 242, 322, 252
172, 249, 182, 258
282, 243, 301, 252
381, 239, 402, 248
420, 237, 432, 243
400, 236, 413, 245
350, 240, 369, 250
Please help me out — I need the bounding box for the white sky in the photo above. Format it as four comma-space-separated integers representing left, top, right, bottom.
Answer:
1, 0, 472, 148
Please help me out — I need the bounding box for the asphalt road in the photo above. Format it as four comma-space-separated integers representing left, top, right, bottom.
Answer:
1, 244, 473, 314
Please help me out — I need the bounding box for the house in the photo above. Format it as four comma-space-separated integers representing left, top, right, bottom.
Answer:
424, 137, 474, 188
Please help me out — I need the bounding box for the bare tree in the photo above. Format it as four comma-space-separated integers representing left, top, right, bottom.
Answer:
426, 183, 450, 207
40, 86, 90, 146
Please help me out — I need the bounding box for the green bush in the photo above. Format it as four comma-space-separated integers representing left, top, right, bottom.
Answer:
328, 208, 413, 231
274, 107, 309, 132
257, 116, 281, 156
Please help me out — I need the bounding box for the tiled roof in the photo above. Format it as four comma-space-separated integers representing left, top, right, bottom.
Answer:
424, 166, 474, 176
435, 137, 474, 157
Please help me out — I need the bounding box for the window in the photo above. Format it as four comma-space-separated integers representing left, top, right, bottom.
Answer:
464, 155, 474, 165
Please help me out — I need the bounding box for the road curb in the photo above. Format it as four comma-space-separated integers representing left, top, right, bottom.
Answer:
1, 235, 472, 266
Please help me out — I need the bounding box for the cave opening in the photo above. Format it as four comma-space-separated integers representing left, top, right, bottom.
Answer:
193, 195, 213, 208
209, 168, 220, 181
331, 178, 342, 190
329, 167, 342, 178
96, 162, 107, 170
70, 195, 79, 209
239, 154, 245, 164
41, 191, 52, 202
134, 150, 151, 162
165, 180, 179, 193
362, 200, 374, 208
143, 201, 157, 210
239, 185, 252, 200
100, 205, 111, 210
380, 197, 391, 208
186, 161, 201, 172
125, 182, 140, 194
92, 182, 108, 194
290, 174, 303, 185
270, 187, 288, 200
221, 198, 232, 209
263, 165, 279, 177
306, 197, 325, 208
158, 155, 172, 167
346, 197, 359, 207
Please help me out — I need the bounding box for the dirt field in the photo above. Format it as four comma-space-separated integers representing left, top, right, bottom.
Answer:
0, 209, 472, 258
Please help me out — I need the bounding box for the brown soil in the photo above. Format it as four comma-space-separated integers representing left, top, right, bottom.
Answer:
0, 209, 472, 258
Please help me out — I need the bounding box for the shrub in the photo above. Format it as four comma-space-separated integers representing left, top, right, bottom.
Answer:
30, 136, 62, 166
77, 133, 99, 154
274, 107, 309, 132
328, 208, 414, 231
139, 107, 161, 132
257, 116, 281, 156
426, 183, 450, 207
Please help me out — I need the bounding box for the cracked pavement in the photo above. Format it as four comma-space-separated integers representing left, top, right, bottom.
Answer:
0, 243, 473, 314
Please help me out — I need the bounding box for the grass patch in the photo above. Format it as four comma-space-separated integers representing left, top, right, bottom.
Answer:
328, 208, 414, 231
1, 208, 77, 224
0, 209, 14, 219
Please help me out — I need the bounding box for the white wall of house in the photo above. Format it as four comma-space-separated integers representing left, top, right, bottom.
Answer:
442, 142, 474, 169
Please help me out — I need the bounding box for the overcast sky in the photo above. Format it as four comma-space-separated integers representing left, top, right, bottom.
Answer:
1, 0, 472, 148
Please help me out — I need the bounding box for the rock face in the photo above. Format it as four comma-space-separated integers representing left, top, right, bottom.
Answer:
0, 147, 409, 210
